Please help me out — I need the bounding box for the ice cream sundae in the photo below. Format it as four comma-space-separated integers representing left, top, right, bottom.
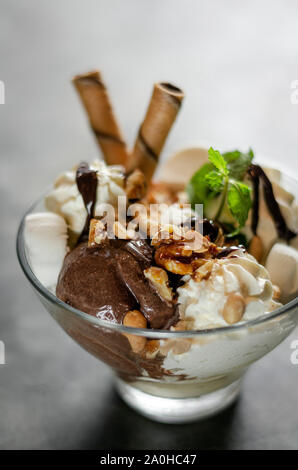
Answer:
20, 70, 298, 421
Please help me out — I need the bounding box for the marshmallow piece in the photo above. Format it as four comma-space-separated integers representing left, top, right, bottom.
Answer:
278, 198, 298, 233
24, 212, 68, 288
272, 182, 294, 206
263, 167, 281, 183
266, 243, 298, 301
155, 147, 209, 185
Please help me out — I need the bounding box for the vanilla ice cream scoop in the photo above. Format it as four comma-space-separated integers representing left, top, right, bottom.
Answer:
177, 251, 280, 329
45, 159, 125, 239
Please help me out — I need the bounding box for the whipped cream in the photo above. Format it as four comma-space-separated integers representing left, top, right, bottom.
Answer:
45, 160, 125, 238
177, 251, 280, 329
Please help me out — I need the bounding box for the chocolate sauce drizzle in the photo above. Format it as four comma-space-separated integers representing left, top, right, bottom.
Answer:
185, 217, 219, 243
216, 245, 246, 259
250, 169, 260, 236
76, 162, 98, 241
248, 164, 296, 242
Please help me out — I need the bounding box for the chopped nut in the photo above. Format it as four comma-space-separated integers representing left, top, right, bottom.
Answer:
248, 235, 263, 263
144, 267, 173, 301
88, 219, 107, 246
273, 284, 281, 300
113, 221, 136, 240
152, 226, 208, 252
172, 319, 194, 331
160, 338, 192, 355
151, 223, 182, 246
125, 169, 147, 200
222, 293, 245, 324
172, 339, 192, 355
123, 310, 147, 353
154, 232, 214, 275
144, 340, 160, 359
154, 250, 193, 275
193, 260, 214, 282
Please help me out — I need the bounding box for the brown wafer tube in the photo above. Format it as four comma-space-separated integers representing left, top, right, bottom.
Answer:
72, 70, 128, 166
129, 82, 184, 183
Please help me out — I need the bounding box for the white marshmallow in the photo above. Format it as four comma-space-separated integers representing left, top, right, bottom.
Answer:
24, 212, 68, 288
266, 243, 298, 302
155, 147, 209, 185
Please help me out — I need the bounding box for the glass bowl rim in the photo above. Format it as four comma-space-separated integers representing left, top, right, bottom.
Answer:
16, 191, 298, 339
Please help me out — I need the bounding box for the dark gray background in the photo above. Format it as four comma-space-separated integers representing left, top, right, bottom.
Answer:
1, 0, 298, 450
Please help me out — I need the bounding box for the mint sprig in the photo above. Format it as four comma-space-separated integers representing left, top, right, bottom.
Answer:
224, 148, 254, 180
187, 147, 253, 234
208, 147, 228, 176
227, 181, 252, 230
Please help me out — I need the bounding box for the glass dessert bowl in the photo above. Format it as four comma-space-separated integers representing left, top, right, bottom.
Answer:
17, 70, 298, 423
17, 190, 298, 423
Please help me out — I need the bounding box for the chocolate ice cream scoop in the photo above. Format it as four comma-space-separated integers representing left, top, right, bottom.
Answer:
56, 239, 177, 329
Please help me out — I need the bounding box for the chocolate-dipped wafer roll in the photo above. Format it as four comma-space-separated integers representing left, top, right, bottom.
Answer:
73, 70, 128, 166
129, 82, 184, 183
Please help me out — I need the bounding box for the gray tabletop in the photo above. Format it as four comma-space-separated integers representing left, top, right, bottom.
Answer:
1, 0, 298, 450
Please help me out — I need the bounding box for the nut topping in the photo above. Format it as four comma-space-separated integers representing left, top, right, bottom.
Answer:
153, 230, 216, 275
123, 310, 147, 353
88, 219, 107, 246
144, 266, 173, 301
113, 221, 136, 240
222, 293, 245, 324
144, 339, 160, 359
193, 260, 214, 282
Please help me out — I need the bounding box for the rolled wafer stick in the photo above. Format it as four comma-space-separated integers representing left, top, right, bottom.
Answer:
72, 70, 128, 166
129, 82, 184, 183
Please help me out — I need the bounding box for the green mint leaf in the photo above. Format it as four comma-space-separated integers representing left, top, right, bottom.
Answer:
208, 147, 228, 176
186, 163, 214, 206
223, 148, 254, 180
227, 181, 252, 228
205, 170, 224, 192
187, 147, 254, 234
